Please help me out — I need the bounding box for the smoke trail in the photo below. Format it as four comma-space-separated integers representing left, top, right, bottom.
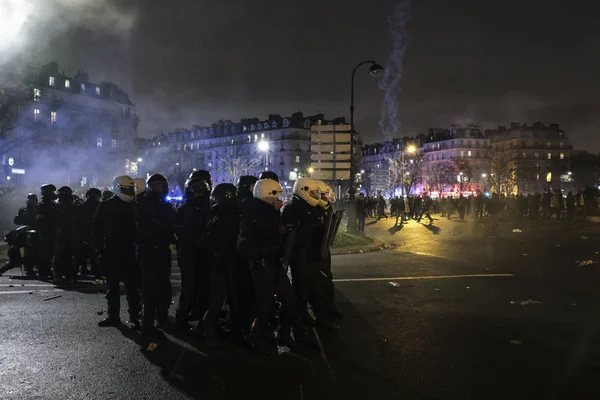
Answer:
0, 0, 136, 63
378, 0, 411, 141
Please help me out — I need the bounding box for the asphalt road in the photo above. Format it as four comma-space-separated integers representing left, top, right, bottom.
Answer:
3, 214, 600, 399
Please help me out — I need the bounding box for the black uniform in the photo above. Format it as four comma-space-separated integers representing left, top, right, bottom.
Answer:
36, 198, 56, 280
75, 198, 101, 278
238, 197, 302, 344
311, 205, 336, 316
175, 197, 210, 328
203, 200, 241, 342
235, 184, 255, 332
13, 205, 38, 276
135, 192, 178, 335
54, 198, 76, 281
93, 196, 141, 323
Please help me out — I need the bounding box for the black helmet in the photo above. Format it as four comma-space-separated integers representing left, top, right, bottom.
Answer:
26, 193, 38, 207
85, 188, 102, 201
188, 170, 213, 191
146, 174, 169, 197
185, 175, 210, 200
259, 171, 279, 182
237, 175, 258, 190
57, 186, 73, 203
40, 184, 57, 199
211, 183, 237, 204
101, 190, 113, 201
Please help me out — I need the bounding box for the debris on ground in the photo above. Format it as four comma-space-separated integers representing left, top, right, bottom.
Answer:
512, 229, 522, 233
434, 288, 440, 291
388, 282, 400, 287
97, 310, 104, 316
43, 295, 62, 301
522, 254, 528, 256
570, 303, 577, 307
576, 260, 596, 267
146, 342, 158, 352
466, 286, 471, 289
512, 299, 543, 305
581, 235, 588, 240
8, 284, 14, 288
510, 340, 522, 345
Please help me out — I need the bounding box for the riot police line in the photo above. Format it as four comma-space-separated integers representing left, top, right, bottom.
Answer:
1, 170, 343, 351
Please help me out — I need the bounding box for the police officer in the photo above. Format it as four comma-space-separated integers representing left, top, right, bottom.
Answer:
93, 176, 142, 329
135, 174, 178, 341
175, 171, 211, 333
133, 178, 146, 199
75, 188, 102, 278
259, 171, 279, 182
36, 184, 57, 281
238, 178, 308, 350
237, 175, 257, 208
313, 181, 342, 321
13, 194, 39, 277
282, 178, 332, 328
54, 186, 76, 282
203, 183, 241, 347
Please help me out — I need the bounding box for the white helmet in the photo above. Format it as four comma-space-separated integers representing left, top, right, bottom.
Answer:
133, 178, 146, 196
253, 178, 284, 209
315, 180, 334, 208
110, 175, 135, 203
293, 177, 320, 207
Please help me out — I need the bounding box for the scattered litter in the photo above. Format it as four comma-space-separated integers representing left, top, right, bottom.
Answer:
28, 292, 33, 294
434, 288, 440, 291
8, 285, 14, 288
388, 282, 400, 287
359, 250, 364, 253
466, 286, 471, 289
522, 254, 528, 256
517, 299, 542, 305
43, 295, 62, 301
20, 284, 24, 286
510, 340, 522, 345
581, 235, 588, 240
97, 310, 104, 316
512, 229, 522, 233
510, 301, 516, 304
576, 260, 596, 267
556, 245, 562, 247
570, 303, 577, 307
146, 342, 158, 352
277, 345, 291, 355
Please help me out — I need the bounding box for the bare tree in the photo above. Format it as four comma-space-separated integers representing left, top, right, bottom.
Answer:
425, 160, 456, 195
213, 145, 263, 183
489, 150, 517, 195
453, 158, 473, 193
403, 155, 425, 195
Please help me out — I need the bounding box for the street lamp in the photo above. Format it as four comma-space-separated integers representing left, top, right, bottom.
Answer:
258, 140, 269, 169
481, 173, 487, 178
347, 60, 384, 232
308, 167, 314, 176
137, 158, 143, 163
401, 145, 417, 197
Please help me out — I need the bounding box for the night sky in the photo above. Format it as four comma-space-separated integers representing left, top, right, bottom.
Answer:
6, 0, 600, 149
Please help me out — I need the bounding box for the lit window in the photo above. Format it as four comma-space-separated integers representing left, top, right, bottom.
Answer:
295, 156, 300, 163
111, 139, 117, 149
283, 119, 289, 128
81, 83, 85, 91
50, 111, 56, 124
95, 87, 100, 95
254, 134, 258, 142
97, 138, 103, 148
546, 172, 552, 182
559, 141, 564, 148
460, 150, 464, 157
33, 108, 40, 121
523, 152, 526, 159
547, 153, 551, 160
560, 153, 564, 160
247, 135, 251, 143
208, 162, 212, 168
535, 153, 539, 159
230, 139, 234, 144
536, 173, 540, 181
467, 150, 472, 157
49, 76, 55, 86
183, 144, 187, 151
65, 80, 70, 88
33, 88, 41, 101
261, 133, 265, 139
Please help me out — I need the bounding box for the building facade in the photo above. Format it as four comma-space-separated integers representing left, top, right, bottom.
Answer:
139, 112, 348, 193
0, 61, 138, 188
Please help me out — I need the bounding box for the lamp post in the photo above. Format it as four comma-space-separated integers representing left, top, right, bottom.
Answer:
258, 140, 269, 170
400, 145, 416, 196
347, 60, 384, 232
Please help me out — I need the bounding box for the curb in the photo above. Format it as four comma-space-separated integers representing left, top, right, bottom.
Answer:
331, 240, 393, 256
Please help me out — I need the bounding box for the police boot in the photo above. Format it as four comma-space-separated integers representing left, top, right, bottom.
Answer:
98, 316, 121, 327
0, 262, 12, 276
126, 315, 141, 330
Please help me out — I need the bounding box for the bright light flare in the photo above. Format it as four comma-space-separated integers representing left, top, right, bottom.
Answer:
258, 141, 269, 152
406, 145, 416, 153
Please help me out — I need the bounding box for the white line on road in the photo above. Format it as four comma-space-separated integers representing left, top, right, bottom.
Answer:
333, 273, 514, 283
0, 284, 56, 287
0, 289, 64, 295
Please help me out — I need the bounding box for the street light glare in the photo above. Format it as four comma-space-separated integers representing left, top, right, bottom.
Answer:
308, 167, 314, 174
481, 173, 487, 178
406, 145, 416, 153
137, 158, 143, 162
258, 141, 269, 152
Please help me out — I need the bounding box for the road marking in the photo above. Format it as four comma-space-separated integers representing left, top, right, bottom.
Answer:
333, 273, 514, 283
392, 250, 494, 268
0, 284, 55, 287
0, 289, 64, 295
